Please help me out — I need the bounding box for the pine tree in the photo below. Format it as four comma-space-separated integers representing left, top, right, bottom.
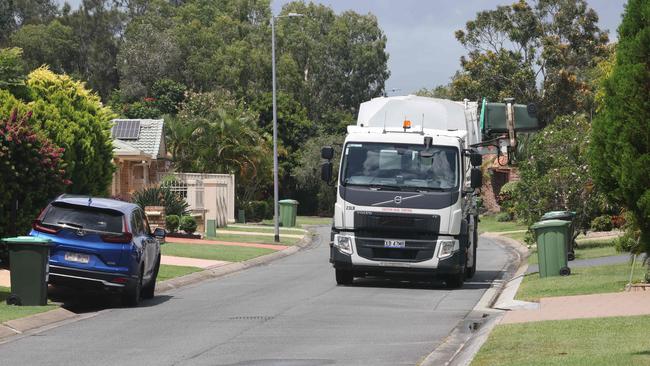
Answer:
589, 0, 650, 253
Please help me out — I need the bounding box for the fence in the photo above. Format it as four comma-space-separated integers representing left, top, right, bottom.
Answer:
159, 172, 235, 229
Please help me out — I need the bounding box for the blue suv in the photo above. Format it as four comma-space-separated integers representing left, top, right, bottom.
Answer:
30, 195, 164, 306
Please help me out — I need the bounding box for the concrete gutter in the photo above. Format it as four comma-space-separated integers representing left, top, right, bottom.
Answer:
0, 229, 316, 343
419, 233, 530, 366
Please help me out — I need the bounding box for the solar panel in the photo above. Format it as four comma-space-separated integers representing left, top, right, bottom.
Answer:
112, 120, 141, 139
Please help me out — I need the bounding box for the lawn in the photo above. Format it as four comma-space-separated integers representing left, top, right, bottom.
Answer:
205, 233, 301, 246
156, 265, 201, 282
219, 225, 306, 234
479, 215, 528, 234
472, 315, 650, 366
262, 216, 332, 227
528, 243, 619, 265
162, 243, 275, 262
516, 262, 642, 302
0, 287, 57, 323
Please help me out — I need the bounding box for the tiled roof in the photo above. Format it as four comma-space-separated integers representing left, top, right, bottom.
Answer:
111, 119, 164, 159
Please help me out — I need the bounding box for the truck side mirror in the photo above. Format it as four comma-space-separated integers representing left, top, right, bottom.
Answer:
470, 168, 482, 189
321, 162, 333, 182
470, 152, 482, 167
321, 146, 334, 160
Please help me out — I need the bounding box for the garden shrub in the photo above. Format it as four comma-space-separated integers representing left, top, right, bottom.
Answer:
591, 215, 613, 232
179, 215, 197, 234
496, 212, 513, 222
165, 214, 180, 233
132, 185, 189, 217
0, 109, 68, 238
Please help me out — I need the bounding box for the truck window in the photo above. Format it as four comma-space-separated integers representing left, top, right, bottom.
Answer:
341, 142, 459, 190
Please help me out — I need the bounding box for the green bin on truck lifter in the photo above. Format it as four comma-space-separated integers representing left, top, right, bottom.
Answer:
541, 210, 577, 261
530, 220, 571, 278
279, 199, 299, 227
2, 236, 52, 306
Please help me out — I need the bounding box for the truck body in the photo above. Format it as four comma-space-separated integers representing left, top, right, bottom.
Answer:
324, 95, 482, 288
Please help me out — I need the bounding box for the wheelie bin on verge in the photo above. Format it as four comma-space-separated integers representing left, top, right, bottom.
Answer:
530, 220, 571, 278
540, 211, 577, 261
279, 199, 299, 227
2, 236, 52, 306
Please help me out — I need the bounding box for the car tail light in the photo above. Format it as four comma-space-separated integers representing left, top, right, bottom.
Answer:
111, 277, 129, 284
32, 220, 61, 234
101, 232, 133, 243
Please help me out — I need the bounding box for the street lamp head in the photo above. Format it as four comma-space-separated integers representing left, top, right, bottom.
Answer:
286, 12, 304, 17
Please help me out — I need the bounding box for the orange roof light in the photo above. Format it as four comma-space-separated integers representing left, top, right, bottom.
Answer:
403, 120, 412, 129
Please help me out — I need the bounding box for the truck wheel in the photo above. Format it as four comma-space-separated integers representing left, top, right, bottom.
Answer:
446, 272, 465, 289
335, 269, 353, 285
465, 228, 478, 279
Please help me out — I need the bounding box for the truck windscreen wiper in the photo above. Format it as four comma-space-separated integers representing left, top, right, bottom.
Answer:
367, 184, 402, 191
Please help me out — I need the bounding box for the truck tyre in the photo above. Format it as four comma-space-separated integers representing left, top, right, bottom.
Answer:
465, 226, 478, 279
335, 269, 353, 285
446, 271, 465, 289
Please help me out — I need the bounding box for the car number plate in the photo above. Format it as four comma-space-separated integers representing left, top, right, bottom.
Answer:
384, 240, 406, 248
65, 252, 90, 264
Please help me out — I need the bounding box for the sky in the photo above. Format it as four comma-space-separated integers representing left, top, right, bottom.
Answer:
57, 0, 627, 94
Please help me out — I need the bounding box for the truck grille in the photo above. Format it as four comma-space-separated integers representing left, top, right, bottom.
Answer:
355, 237, 436, 262
354, 212, 440, 233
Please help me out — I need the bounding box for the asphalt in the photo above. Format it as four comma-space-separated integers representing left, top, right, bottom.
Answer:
0, 226, 511, 366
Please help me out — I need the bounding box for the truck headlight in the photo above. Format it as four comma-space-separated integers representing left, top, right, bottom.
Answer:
437, 239, 459, 259
334, 234, 353, 255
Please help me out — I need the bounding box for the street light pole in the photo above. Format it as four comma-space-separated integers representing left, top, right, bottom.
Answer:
271, 15, 279, 243
271, 12, 303, 243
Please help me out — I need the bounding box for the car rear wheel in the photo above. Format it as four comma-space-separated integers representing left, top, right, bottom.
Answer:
142, 255, 160, 300
122, 269, 142, 307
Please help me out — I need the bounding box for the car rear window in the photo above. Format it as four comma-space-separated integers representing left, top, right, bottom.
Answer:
42, 204, 124, 234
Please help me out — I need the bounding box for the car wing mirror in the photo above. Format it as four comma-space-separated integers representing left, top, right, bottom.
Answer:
153, 227, 166, 243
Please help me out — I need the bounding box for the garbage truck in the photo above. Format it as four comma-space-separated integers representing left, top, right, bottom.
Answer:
320, 95, 484, 288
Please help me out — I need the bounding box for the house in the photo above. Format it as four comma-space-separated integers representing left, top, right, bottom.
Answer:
480, 153, 520, 213
110, 119, 169, 199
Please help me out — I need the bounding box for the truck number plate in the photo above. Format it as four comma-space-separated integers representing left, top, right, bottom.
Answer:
384, 240, 405, 248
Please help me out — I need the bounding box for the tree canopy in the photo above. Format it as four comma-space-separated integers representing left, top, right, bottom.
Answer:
589, 0, 650, 253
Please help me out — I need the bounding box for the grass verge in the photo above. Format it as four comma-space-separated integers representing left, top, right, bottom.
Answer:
157, 265, 201, 282
219, 225, 306, 234
262, 216, 332, 227
528, 244, 619, 265
0, 286, 57, 323
479, 215, 528, 234
205, 233, 301, 246
162, 243, 275, 262
516, 262, 643, 302
472, 315, 650, 366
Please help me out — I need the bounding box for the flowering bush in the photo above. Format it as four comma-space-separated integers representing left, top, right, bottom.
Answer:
0, 109, 68, 237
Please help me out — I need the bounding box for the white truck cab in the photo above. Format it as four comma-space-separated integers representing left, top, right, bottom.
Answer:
321, 95, 483, 288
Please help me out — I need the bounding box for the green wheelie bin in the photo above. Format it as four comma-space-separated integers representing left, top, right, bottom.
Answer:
530, 220, 571, 278
279, 199, 299, 227
540, 211, 577, 261
2, 236, 52, 306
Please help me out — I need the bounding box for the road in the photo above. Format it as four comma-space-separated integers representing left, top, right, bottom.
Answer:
0, 226, 512, 366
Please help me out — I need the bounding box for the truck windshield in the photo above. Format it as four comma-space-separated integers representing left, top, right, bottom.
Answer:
340, 142, 459, 190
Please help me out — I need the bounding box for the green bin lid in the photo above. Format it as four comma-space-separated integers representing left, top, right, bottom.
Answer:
2, 236, 52, 246
541, 211, 576, 220
278, 199, 299, 205
530, 219, 571, 230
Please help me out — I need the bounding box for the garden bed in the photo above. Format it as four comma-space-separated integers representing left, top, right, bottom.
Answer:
166, 232, 202, 240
